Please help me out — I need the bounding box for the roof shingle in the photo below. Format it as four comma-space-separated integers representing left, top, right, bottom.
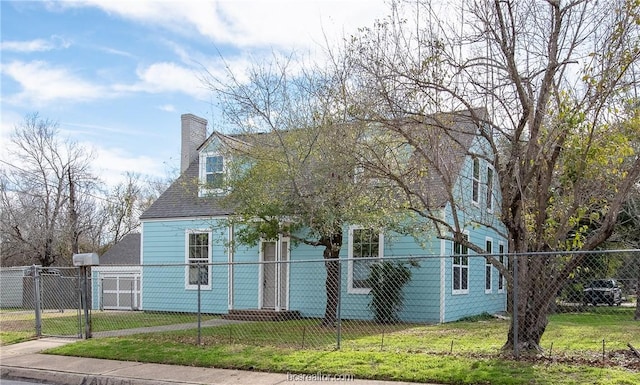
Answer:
139, 160, 231, 220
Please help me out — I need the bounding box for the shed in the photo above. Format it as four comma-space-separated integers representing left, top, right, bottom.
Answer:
92, 233, 142, 310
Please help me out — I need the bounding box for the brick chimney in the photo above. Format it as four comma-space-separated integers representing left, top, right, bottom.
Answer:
180, 114, 207, 173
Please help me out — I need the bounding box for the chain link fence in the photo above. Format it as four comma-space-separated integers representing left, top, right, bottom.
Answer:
0, 266, 82, 339
2, 250, 639, 366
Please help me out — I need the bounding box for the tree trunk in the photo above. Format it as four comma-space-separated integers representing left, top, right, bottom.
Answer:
68, 168, 79, 255
503, 254, 542, 353
502, 253, 574, 354
503, 299, 551, 353
41, 237, 55, 267
321, 232, 343, 327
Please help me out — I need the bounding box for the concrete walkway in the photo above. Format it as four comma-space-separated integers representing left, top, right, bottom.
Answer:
92, 317, 244, 337
0, 337, 435, 385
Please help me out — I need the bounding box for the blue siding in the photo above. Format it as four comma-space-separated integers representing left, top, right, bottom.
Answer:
141, 217, 506, 322
287, 231, 443, 323
397, 256, 441, 323
436, 135, 508, 322
91, 270, 100, 309
142, 219, 229, 314
231, 241, 260, 310
288, 242, 327, 317
440, 206, 508, 322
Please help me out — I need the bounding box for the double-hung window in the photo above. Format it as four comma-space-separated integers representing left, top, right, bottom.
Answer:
472, 158, 480, 205
205, 155, 224, 189
186, 231, 211, 290
349, 227, 383, 294
498, 243, 506, 293
485, 238, 493, 293
199, 153, 226, 197
486, 166, 494, 211
452, 234, 469, 294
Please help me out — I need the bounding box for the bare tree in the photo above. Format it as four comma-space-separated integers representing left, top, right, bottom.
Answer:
204, 55, 411, 326
332, 0, 640, 352
0, 113, 97, 266
104, 172, 146, 245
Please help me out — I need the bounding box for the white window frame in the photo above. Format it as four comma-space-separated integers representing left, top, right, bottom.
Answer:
498, 242, 506, 293
348, 226, 384, 294
471, 157, 480, 205
199, 152, 226, 197
452, 231, 469, 295
185, 230, 212, 290
485, 237, 493, 294
486, 165, 495, 212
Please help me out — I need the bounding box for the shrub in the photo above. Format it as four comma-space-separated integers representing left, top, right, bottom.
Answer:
366, 260, 418, 324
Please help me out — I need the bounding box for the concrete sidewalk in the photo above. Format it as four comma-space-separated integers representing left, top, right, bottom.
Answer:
0, 338, 433, 385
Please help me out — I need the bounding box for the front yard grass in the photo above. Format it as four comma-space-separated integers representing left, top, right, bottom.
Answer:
0, 310, 217, 345
46, 307, 640, 385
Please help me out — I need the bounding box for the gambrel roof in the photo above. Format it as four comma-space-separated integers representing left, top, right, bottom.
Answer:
140, 108, 490, 220
408, 108, 489, 208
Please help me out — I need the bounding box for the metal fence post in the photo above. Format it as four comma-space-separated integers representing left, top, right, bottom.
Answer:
76, 273, 82, 338
197, 263, 202, 346
336, 260, 342, 350
81, 266, 92, 338
513, 254, 519, 359
33, 265, 42, 337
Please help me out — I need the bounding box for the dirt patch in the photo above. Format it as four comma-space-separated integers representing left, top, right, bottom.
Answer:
505, 349, 640, 371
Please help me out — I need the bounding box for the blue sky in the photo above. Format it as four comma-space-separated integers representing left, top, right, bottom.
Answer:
1, 0, 390, 188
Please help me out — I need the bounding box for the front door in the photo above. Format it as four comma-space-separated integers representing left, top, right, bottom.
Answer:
261, 239, 289, 310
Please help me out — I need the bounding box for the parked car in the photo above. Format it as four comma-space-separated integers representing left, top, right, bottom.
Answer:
583, 279, 622, 306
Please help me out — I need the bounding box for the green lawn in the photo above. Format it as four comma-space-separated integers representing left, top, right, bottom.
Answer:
0, 310, 216, 345
44, 308, 640, 385
544, 307, 640, 352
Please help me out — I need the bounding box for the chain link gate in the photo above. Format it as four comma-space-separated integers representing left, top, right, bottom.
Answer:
0, 265, 84, 340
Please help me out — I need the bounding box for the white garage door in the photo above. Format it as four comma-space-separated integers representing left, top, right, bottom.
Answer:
101, 274, 140, 310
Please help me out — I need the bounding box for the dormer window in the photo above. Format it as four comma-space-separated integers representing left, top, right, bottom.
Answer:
206, 155, 224, 188
199, 153, 226, 196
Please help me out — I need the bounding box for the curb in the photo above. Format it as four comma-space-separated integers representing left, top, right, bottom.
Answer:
1, 367, 184, 385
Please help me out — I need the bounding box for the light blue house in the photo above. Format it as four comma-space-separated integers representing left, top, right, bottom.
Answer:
138, 113, 507, 323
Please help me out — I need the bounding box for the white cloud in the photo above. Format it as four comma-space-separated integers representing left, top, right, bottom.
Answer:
61, 121, 148, 137
205, 1, 389, 48
59, 0, 389, 49
0, 110, 23, 162
1, 60, 109, 105
94, 45, 135, 58
0, 117, 165, 189
7, 1, 392, 108
91, 145, 166, 188
2, 59, 209, 106
158, 104, 176, 112
113, 62, 210, 100
0, 35, 71, 52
